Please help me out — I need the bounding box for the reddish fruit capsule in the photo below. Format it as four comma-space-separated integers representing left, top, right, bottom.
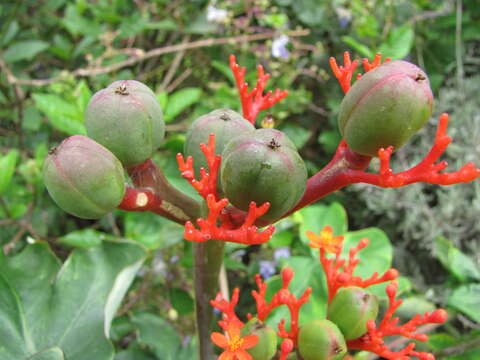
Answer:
220, 128, 307, 221
184, 109, 254, 178
327, 286, 379, 340
298, 320, 347, 360
338, 60, 433, 157
85, 80, 165, 168
43, 135, 125, 219
241, 318, 277, 360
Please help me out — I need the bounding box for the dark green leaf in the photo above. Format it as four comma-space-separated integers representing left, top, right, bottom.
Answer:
0, 240, 146, 360
379, 24, 414, 60
58, 228, 104, 248
0, 149, 19, 195
3, 40, 49, 63
448, 284, 480, 323
169, 288, 194, 315
164, 88, 203, 123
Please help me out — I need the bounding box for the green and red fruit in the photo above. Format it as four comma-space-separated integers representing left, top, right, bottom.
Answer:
297, 320, 347, 360
241, 318, 277, 360
220, 128, 307, 222
327, 286, 379, 340
43, 135, 125, 219
338, 60, 433, 157
184, 109, 254, 177
85, 80, 165, 168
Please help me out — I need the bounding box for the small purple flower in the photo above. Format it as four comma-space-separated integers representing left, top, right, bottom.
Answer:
274, 246, 291, 262
336, 7, 352, 28
259, 260, 276, 280
272, 35, 290, 59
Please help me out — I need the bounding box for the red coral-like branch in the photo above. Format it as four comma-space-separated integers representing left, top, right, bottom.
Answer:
330, 52, 390, 93
177, 133, 275, 244
279, 339, 294, 360
230, 54, 288, 124
177, 133, 220, 200
211, 287, 244, 330
346, 113, 480, 187
347, 282, 448, 360
183, 194, 275, 244
318, 237, 398, 303
251, 268, 312, 344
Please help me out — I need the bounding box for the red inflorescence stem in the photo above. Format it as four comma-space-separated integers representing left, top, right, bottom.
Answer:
290, 113, 480, 215
177, 133, 275, 244
211, 287, 244, 330
230, 55, 288, 124
347, 282, 448, 360
251, 268, 312, 345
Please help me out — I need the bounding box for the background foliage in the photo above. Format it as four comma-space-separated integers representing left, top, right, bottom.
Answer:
0, 0, 479, 359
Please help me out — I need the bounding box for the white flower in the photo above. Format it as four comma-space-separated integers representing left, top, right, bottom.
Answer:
272, 34, 290, 59
207, 5, 228, 24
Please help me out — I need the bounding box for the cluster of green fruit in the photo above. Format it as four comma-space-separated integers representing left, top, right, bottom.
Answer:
243, 286, 378, 360
43, 59, 432, 222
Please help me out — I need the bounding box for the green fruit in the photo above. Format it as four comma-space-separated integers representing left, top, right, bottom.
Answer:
328, 287, 379, 340
85, 80, 165, 168
241, 318, 277, 360
338, 60, 433, 157
184, 109, 254, 178
221, 128, 307, 222
298, 320, 347, 360
43, 135, 125, 219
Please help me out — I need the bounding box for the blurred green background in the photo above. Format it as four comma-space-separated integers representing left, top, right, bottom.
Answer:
0, 0, 479, 359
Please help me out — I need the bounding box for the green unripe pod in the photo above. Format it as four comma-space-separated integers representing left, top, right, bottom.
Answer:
184, 109, 254, 177
241, 318, 277, 360
43, 135, 125, 219
298, 320, 347, 360
338, 60, 433, 157
85, 80, 165, 168
221, 128, 307, 222
327, 287, 379, 340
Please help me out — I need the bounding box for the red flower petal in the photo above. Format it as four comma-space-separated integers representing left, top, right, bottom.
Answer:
211, 332, 229, 349
241, 334, 259, 350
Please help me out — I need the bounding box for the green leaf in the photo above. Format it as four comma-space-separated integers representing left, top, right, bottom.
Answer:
3, 40, 49, 63
125, 212, 184, 250
29, 347, 64, 360
58, 228, 104, 248
74, 80, 92, 114
1, 20, 19, 46
164, 88, 202, 123
0, 149, 19, 195
169, 288, 194, 315
131, 312, 183, 360
157, 92, 168, 110
379, 24, 414, 60
32, 93, 86, 135
448, 284, 480, 323
292, 0, 326, 26
0, 240, 146, 360
433, 237, 480, 282
341, 36, 374, 58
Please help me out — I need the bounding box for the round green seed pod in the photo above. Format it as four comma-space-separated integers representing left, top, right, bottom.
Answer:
241, 318, 277, 360
338, 60, 433, 157
184, 109, 254, 177
327, 287, 379, 340
220, 128, 307, 222
43, 135, 125, 219
297, 320, 347, 360
85, 80, 165, 168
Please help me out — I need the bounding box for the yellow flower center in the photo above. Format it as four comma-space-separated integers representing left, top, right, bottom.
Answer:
229, 335, 244, 351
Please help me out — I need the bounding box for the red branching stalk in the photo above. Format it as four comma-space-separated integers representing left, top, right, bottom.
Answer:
211, 287, 244, 330
279, 339, 294, 360
177, 133, 221, 200
347, 282, 448, 360
345, 113, 480, 187
318, 237, 398, 303
251, 268, 312, 345
329, 52, 390, 93
230, 55, 288, 124
290, 113, 480, 215
177, 133, 275, 244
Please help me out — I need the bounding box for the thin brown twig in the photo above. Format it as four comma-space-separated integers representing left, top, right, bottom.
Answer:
3, 29, 310, 87
160, 35, 190, 92
434, 336, 480, 358
166, 68, 192, 93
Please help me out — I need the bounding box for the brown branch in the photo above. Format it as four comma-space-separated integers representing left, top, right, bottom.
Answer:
434, 336, 480, 358
4, 29, 310, 87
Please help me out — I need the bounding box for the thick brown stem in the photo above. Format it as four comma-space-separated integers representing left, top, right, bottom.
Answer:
193, 240, 225, 360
